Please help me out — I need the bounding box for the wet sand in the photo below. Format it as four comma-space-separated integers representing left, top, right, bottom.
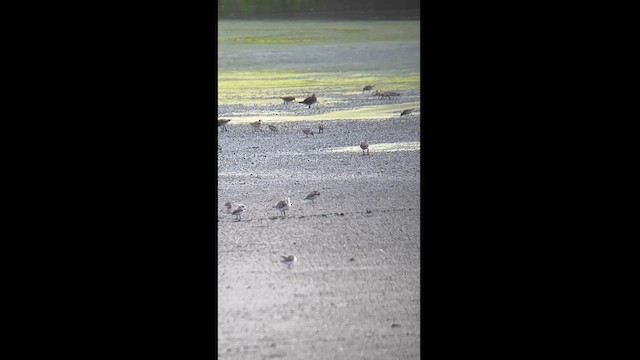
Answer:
217, 111, 421, 359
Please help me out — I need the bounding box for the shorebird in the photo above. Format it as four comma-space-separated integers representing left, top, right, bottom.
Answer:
231, 204, 246, 221
363, 85, 375, 93
304, 191, 320, 203
281, 96, 296, 105
302, 128, 314, 137
281, 255, 297, 269
318, 124, 324, 133
250, 119, 263, 131
360, 139, 370, 155
218, 119, 231, 131
224, 201, 245, 213
268, 124, 278, 133
273, 197, 292, 216
299, 94, 317, 108
374, 90, 401, 100
400, 108, 415, 116
385, 91, 401, 99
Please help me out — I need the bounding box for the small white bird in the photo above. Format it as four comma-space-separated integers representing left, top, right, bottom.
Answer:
360, 139, 370, 155
224, 201, 244, 213
231, 204, 246, 220
304, 191, 320, 203
281, 255, 297, 269
273, 197, 292, 216
250, 119, 263, 131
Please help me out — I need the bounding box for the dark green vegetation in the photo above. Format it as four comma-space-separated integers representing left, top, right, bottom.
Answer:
218, 0, 420, 19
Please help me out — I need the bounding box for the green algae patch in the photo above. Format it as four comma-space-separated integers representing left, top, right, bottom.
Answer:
227, 36, 310, 44
217, 70, 420, 104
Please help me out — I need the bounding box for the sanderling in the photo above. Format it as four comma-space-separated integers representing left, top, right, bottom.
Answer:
273, 197, 292, 216
268, 124, 278, 133
250, 119, 263, 131
302, 128, 315, 137
231, 204, 246, 221
362, 84, 375, 93
318, 124, 324, 133
400, 108, 415, 116
360, 139, 370, 155
299, 94, 317, 108
304, 191, 320, 203
281, 96, 296, 105
218, 119, 231, 131
281, 255, 297, 269
224, 201, 244, 213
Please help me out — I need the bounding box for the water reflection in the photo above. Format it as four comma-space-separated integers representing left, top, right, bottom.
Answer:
325, 141, 420, 153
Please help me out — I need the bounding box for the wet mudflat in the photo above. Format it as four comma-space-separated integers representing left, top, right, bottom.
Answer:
218, 20, 421, 360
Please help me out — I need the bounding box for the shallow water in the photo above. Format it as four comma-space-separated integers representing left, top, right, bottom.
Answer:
325, 141, 421, 153
218, 20, 420, 108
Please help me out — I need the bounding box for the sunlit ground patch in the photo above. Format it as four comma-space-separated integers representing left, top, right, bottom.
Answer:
216, 102, 420, 123
325, 141, 421, 153
314, 102, 420, 120
217, 71, 420, 101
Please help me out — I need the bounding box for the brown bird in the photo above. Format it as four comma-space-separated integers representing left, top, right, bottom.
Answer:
318, 124, 324, 133
299, 94, 317, 108
302, 128, 314, 137
360, 139, 370, 155
363, 84, 375, 93
281, 96, 295, 105
231, 204, 246, 221
250, 119, 263, 131
304, 191, 320, 203
218, 119, 231, 131
383, 91, 401, 100
373, 90, 401, 100
400, 108, 414, 116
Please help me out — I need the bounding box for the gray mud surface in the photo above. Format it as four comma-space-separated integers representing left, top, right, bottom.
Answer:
218, 114, 420, 360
